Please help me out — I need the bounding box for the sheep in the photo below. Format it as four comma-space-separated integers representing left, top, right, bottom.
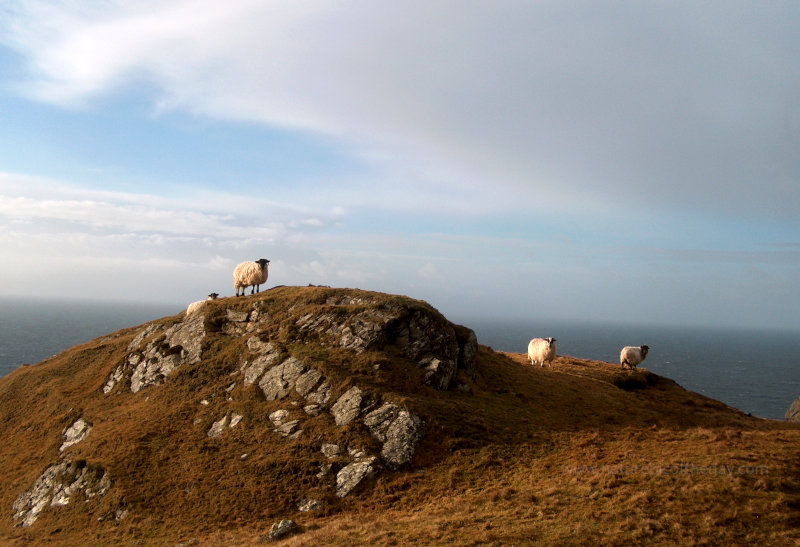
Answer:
620, 345, 649, 369
234, 258, 270, 296
527, 337, 557, 367
186, 292, 219, 315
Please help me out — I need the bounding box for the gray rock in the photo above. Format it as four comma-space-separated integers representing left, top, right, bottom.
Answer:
60, 417, 92, 452
229, 413, 243, 428
275, 420, 300, 437
130, 352, 182, 393
243, 351, 282, 386
363, 403, 424, 469
418, 356, 457, 391
263, 519, 301, 541
331, 386, 363, 426
269, 409, 300, 437
12, 460, 110, 527
347, 447, 366, 459
258, 357, 306, 401
363, 402, 400, 442
787, 397, 800, 422
126, 323, 161, 352
206, 415, 228, 438
269, 409, 290, 427
294, 368, 323, 396
102, 363, 126, 394
320, 443, 341, 459
294, 302, 476, 390
381, 410, 424, 470
246, 337, 273, 354
303, 404, 321, 416
297, 498, 322, 512
109, 313, 207, 394
163, 311, 205, 365
305, 382, 331, 407
335, 457, 377, 498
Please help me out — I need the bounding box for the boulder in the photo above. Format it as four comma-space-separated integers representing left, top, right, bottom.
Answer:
263, 519, 301, 541
380, 410, 424, 470
363, 404, 424, 469
331, 386, 363, 426
335, 457, 378, 498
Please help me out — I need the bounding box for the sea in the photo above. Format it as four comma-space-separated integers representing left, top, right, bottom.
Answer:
0, 297, 797, 420
0, 296, 182, 373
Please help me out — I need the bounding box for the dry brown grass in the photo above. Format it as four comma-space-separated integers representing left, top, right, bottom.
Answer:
1, 286, 798, 545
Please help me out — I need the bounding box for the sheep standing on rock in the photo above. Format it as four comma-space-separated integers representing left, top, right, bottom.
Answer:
186, 292, 219, 315
528, 337, 557, 367
234, 259, 270, 296
620, 345, 649, 369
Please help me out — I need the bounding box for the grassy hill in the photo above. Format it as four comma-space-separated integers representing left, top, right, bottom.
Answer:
0, 286, 798, 545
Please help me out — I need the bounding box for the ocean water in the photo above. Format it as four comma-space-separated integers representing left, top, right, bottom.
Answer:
0, 296, 182, 377
0, 297, 798, 421
456, 317, 800, 421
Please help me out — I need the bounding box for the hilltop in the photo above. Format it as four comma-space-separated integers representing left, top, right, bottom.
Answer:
0, 286, 798, 545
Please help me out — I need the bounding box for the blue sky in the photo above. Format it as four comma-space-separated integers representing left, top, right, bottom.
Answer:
0, 1, 798, 330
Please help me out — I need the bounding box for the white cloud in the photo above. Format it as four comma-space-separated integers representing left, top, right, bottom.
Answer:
2, 1, 798, 220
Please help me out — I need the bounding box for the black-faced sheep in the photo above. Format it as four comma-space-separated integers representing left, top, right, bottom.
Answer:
528, 337, 557, 367
186, 292, 219, 315
620, 345, 649, 369
234, 259, 270, 296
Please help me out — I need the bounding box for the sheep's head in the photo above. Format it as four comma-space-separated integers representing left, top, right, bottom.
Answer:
640, 345, 649, 357
208, 292, 219, 300
546, 337, 556, 347
256, 258, 270, 269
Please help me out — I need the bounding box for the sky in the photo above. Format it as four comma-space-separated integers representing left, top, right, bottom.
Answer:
0, 1, 798, 330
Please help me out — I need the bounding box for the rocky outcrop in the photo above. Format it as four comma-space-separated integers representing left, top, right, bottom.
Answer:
12, 460, 111, 527
104, 311, 206, 394
9, 287, 477, 531
786, 397, 800, 422
96, 289, 468, 504
291, 295, 477, 390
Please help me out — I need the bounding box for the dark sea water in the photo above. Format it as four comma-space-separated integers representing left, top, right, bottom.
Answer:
1, 297, 798, 421
456, 317, 800, 421
0, 296, 182, 377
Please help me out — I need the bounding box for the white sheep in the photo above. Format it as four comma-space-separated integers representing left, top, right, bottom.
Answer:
620, 345, 649, 369
527, 337, 557, 367
186, 292, 219, 315
234, 258, 270, 296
